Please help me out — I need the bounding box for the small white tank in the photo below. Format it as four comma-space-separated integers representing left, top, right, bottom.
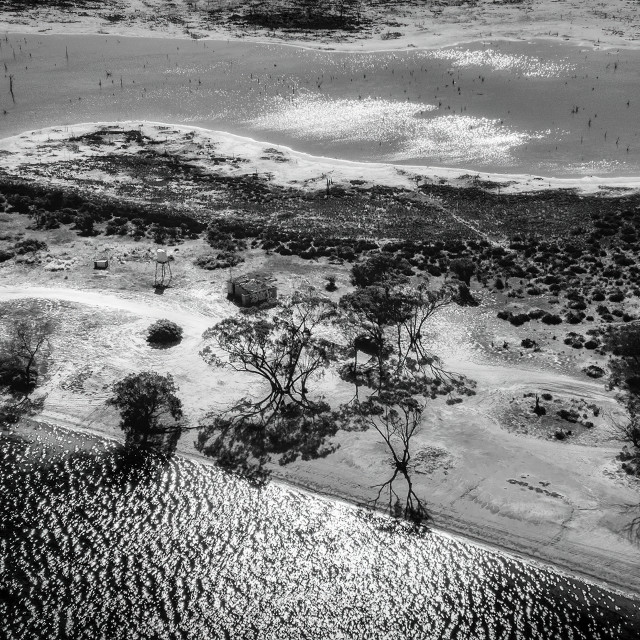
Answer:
156, 249, 169, 264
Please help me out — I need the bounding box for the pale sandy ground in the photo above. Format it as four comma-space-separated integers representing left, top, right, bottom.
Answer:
2, 121, 639, 198
2, 276, 639, 597
2, 0, 640, 53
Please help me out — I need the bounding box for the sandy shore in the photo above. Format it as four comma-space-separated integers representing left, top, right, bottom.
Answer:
2, 121, 639, 197
2, 0, 640, 53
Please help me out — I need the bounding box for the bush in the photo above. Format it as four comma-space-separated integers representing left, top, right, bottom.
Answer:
146, 319, 183, 345
14, 238, 47, 254
325, 275, 337, 292
541, 313, 562, 325
584, 365, 605, 379
509, 313, 530, 327
528, 308, 546, 320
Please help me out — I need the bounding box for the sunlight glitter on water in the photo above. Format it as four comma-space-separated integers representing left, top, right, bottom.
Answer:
423, 48, 573, 78
3, 428, 640, 640
250, 92, 546, 165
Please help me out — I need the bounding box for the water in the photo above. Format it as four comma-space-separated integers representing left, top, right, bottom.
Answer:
1, 35, 639, 177
2, 426, 639, 639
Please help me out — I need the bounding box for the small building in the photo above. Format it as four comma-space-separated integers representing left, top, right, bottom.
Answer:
227, 275, 277, 307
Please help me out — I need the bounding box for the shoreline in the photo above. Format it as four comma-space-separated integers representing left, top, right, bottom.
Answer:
3, 120, 640, 194
9, 417, 640, 601
4, 27, 639, 54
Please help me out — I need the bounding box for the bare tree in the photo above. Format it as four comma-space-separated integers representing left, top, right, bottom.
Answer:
358, 391, 429, 524
611, 396, 640, 449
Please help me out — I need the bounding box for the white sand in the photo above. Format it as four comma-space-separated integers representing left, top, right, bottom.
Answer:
1, 121, 639, 195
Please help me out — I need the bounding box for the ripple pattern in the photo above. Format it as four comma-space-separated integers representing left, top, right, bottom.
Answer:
2, 427, 639, 640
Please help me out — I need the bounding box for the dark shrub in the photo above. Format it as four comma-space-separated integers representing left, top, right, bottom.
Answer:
565, 311, 585, 324
509, 313, 530, 327
609, 290, 625, 303
584, 365, 605, 379
557, 409, 579, 423
541, 313, 562, 325
325, 275, 337, 292
14, 238, 47, 254
528, 308, 546, 320
146, 319, 183, 345
0, 249, 15, 262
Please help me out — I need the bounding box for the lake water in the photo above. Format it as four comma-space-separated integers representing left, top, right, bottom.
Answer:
1, 34, 639, 177
2, 426, 640, 639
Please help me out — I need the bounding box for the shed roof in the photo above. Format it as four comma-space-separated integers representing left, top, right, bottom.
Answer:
234, 278, 272, 294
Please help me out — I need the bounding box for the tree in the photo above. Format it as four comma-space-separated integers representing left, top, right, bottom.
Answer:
339, 282, 455, 390
357, 390, 429, 524
339, 285, 407, 388
198, 290, 343, 472
350, 252, 411, 290
0, 316, 54, 392
449, 258, 475, 286
107, 372, 184, 456
612, 395, 640, 450
606, 324, 640, 395
74, 212, 95, 236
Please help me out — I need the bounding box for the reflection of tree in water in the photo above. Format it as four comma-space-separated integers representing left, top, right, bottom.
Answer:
357, 391, 429, 525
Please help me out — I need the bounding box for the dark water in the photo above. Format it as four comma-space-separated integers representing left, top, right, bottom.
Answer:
2, 426, 640, 640
1, 34, 640, 177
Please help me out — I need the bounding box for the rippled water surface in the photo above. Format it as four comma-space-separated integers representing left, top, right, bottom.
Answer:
1, 35, 639, 176
2, 427, 640, 640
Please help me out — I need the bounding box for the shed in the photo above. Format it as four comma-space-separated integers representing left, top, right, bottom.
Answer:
227, 275, 277, 307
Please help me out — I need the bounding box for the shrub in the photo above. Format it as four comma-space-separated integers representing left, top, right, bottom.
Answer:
584, 365, 605, 378
528, 308, 546, 320
541, 313, 562, 325
509, 313, 530, 327
146, 319, 183, 345
325, 275, 337, 292
14, 238, 47, 254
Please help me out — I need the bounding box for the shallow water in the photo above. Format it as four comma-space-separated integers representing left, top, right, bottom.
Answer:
2, 427, 639, 639
1, 35, 639, 177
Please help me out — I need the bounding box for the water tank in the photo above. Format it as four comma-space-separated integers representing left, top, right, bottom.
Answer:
156, 249, 169, 264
